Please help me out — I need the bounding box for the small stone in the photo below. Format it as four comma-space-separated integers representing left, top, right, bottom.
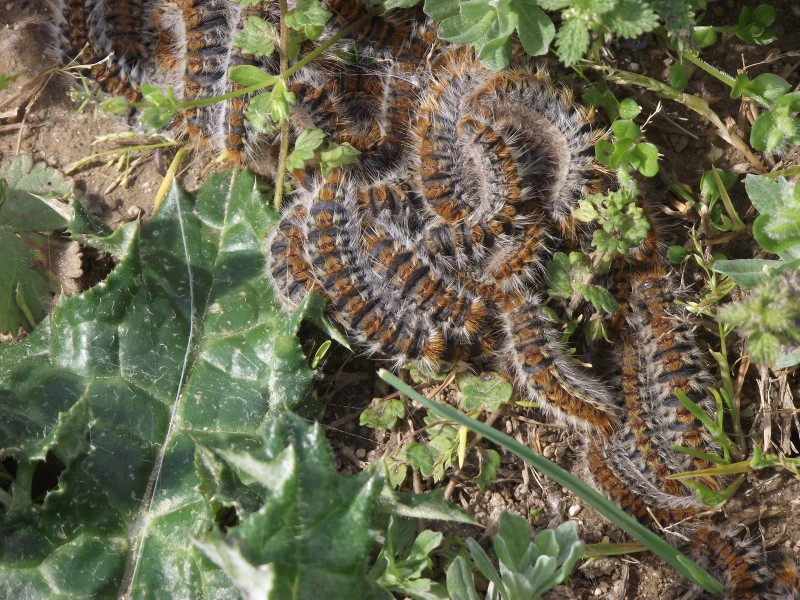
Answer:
543, 444, 556, 459
593, 587, 603, 596
629, 62, 640, 72
355, 448, 366, 459
708, 146, 724, 162
568, 504, 583, 517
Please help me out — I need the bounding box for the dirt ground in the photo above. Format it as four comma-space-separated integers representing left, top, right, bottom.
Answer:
2, 1, 799, 599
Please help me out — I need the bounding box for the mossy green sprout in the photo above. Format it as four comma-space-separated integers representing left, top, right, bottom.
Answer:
718, 270, 800, 367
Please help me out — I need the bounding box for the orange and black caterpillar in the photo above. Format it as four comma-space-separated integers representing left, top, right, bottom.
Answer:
48, 1, 799, 597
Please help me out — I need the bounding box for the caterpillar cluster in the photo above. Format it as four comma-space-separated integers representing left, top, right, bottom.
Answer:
48, 1, 799, 597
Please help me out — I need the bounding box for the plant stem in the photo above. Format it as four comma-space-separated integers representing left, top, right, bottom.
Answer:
274, 0, 291, 212
680, 52, 737, 88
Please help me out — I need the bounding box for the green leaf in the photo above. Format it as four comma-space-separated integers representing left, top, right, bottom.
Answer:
246, 80, 296, 131
581, 284, 619, 313
712, 259, 784, 288
233, 15, 276, 56
229, 64, 277, 88
669, 63, 689, 91
360, 397, 406, 430
138, 85, 179, 131
457, 371, 513, 411
286, 128, 326, 171
285, 0, 332, 30
439, 9, 496, 44
423, 0, 460, 22
101, 96, 130, 116
748, 92, 800, 153
383, 0, 422, 8
475, 449, 500, 490
554, 17, 590, 67
744, 174, 788, 215
511, 0, 554, 56
730, 73, 791, 107
0, 155, 74, 333
193, 414, 389, 600
611, 118, 641, 141
691, 26, 717, 48
699, 168, 737, 203
775, 346, 800, 369
667, 245, 688, 264
734, 4, 777, 45
495, 511, 531, 570
629, 142, 659, 177
544, 252, 574, 299
320, 142, 361, 175
652, 0, 695, 34
406, 443, 435, 479
376, 487, 475, 524
601, 0, 659, 38
0, 171, 319, 598
445, 555, 480, 600
617, 98, 642, 120
0, 154, 72, 229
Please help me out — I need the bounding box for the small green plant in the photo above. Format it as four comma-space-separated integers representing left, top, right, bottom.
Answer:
717, 272, 800, 367
363, 368, 511, 490
594, 99, 659, 181
370, 517, 447, 598
714, 175, 800, 368
545, 251, 619, 315
573, 186, 652, 268
455, 512, 584, 600
689, 4, 777, 48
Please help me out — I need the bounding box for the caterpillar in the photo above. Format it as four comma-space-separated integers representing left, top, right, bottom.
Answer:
46, 1, 799, 597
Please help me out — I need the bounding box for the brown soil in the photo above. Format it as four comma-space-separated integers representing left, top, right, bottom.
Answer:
2, 1, 799, 599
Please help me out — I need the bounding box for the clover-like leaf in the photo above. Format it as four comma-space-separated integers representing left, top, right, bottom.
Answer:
233, 15, 277, 57
457, 371, 513, 412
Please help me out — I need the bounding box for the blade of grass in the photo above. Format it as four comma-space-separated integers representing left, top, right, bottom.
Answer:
378, 370, 725, 597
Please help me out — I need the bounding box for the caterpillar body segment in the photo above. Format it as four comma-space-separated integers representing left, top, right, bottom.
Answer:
498, 294, 620, 434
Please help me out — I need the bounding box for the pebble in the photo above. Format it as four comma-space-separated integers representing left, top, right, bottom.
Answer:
568, 504, 583, 517
355, 448, 366, 459
543, 444, 556, 459
629, 62, 640, 72
707, 146, 724, 162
